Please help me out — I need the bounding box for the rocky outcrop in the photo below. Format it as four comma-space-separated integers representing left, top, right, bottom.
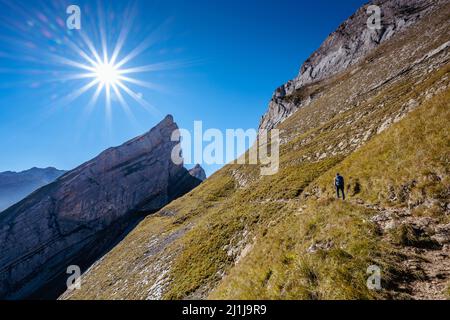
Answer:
0, 115, 202, 299
189, 164, 207, 181
0, 167, 66, 212
259, 0, 444, 130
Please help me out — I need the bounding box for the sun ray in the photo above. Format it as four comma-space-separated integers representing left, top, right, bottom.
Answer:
118, 75, 165, 92
61, 78, 99, 106
0, 0, 200, 128
60, 72, 98, 81
113, 20, 171, 69
109, 26, 129, 66
97, 1, 109, 63
111, 83, 129, 112
111, 83, 139, 125
84, 82, 104, 116
116, 80, 161, 116
105, 84, 111, 110
49, 53, 97, 72
80, 31, 103, 65
109, 5, 136, 66
116, 60, 194, 75
64, 37, 99, 68
50, 72, 98, 82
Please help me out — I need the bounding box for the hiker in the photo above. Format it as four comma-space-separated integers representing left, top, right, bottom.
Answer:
335, 173, 345, 200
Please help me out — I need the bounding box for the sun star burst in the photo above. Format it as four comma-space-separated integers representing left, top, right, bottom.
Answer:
47, 7, 178, 121
66, 38, 158, 119
0, 1, 193, 127
94, 61, 119, 87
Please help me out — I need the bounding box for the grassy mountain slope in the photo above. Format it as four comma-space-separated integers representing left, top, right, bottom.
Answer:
211, 89, 449, 300
63, 3, 450, 300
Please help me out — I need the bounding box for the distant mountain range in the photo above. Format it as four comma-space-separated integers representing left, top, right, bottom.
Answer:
0, 167, 66, 212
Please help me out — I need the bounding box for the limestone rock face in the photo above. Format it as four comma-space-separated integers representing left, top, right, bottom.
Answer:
259, 0, 444, 130
0, 115, 201, 299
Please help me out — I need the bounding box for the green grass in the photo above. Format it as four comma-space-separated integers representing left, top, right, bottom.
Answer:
210, 89, 449, 300
308, 88, 450, 217
162, 161, 340, 299
210, 200, 403, 299
63, 5, 450, 299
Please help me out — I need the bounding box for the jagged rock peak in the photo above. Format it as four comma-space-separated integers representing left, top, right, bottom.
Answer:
259, 0, 445, 130
295, 0, 439, 88
189, 164, 207, 181
0, 114, 201, 299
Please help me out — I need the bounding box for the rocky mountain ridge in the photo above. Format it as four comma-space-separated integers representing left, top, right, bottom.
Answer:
259, 0, 446, 130
0, 115, 203, 299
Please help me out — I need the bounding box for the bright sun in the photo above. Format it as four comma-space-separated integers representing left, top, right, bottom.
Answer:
94, 61, 119, 86
50, 11, 174, 117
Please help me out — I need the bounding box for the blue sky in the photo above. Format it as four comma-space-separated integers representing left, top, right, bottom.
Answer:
0, 0, 367, 176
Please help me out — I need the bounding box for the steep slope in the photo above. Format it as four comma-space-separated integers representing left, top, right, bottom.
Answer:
63, 0, 449, 300
259, 0, 446, 130
211, 90, 449, 300
0, 115, 202, 299
0, 167, 66, 212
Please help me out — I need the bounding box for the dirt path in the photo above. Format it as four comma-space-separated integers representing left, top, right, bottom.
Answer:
354, 200, 450, 300
252, 197, 449, 299
403, 245, 450, 300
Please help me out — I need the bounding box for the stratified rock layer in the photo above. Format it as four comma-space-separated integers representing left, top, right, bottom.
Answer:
0, 115, 202, 299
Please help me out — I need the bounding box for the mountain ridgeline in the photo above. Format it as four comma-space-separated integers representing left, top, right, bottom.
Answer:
260, 0, 446, 130
62, 0, 449, 300
0, 116, 204, 299
0, 167, 66, 212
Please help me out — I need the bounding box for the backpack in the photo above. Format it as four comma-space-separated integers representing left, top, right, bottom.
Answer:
335, 175, 344, 187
